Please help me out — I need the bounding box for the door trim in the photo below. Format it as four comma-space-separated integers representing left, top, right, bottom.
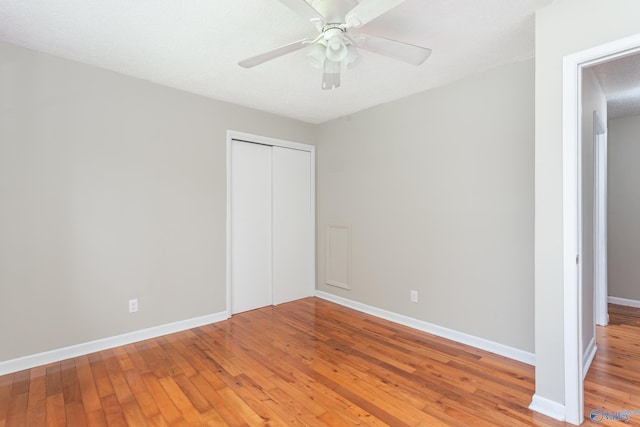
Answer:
226, 130, 316, 316
593, 112, 608, 327
562, 33, 640, 425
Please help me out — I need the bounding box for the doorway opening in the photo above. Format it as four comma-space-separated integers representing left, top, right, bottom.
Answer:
562, 33, 640, 425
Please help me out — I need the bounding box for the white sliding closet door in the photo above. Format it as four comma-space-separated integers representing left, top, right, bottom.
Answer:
272, 147, 312, 305
230, 140, 272, 314
228, 133, 315, 315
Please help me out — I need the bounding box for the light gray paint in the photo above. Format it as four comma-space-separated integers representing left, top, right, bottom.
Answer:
534, 0, 640, 405
0, 41, 316, 362
316, 59, 535, 352
0, 38, 537, 365
608, 115, 640, 301
580, 69, 607, 356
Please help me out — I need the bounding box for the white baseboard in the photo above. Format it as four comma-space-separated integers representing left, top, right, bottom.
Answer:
315, 291, 535, 365
583, 336, 597, 379
608, 296, 640, 308
529, 394, 565, 421
0, 311, 229, 376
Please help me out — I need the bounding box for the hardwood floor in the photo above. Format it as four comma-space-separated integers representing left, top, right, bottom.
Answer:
1, 298, 636, 426
583, 304, 640, 426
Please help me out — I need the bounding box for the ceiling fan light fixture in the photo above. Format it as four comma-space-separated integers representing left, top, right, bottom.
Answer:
239, 0, 432, 90
307, 41, 327, 69
323, 27, 348, 63
344, 44, 362, 69
325, 35, 348, 62
322, 59, 341, 90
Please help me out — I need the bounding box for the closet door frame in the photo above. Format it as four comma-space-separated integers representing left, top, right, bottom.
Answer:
226, 130, 316, 316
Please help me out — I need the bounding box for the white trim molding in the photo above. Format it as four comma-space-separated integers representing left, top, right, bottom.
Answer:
608, 296, 640, 309
529, 394, 566, 422
315, 291, 535, 365
562, 49, 584, 426
594, 112, 609, 327
561, 33, 640, 425
583, 337, 597, 380
0, 311, 228, 376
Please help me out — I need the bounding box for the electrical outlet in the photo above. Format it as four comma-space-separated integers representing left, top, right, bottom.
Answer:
410, 290, 418, 303
129, 298, 139, 313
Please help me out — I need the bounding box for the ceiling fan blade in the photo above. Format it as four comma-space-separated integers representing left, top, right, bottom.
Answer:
239, 39, 314, 68
276, 0, 324, 23
356, 34, 431, 65
345, 0, 406, 28
322, 60, 341, 90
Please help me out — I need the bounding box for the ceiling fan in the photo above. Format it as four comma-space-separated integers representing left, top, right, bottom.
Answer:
238, 0, 432, 90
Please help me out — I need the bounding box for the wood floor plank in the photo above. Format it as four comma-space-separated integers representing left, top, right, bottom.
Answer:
5, 298, 640, 426
0, 373, 13, 423
158, 376, 206, 426
159, 332, 211, 376
102, 350, 134, 404
45, 393, 66, 427
45, 364, 63, 398
64, 400, 88, 427
76, 356, 103, 414
197, 409, 229, 426
255, 386, 327, 427
85, 408, 108, 427
10, 370, 29, 397
146, 413, 169, 427
120, 397, 150, 427
25, 367, 47, 427
101, 394, 128, 427
124, 343, 152, 376
4, 392, 27, 427
123, 369, 160, 419
137, 341, 175, 379
171, 374, 211, 414
157, 338, 198, 379
89, 355, 115, 399
270, 369, 385, 426
130, 387, 161, 420
113, 347, 135, 373
189, 376, 243, 426
60, 359, 82, 406
140, 373, 183, 425
317, 410, 367, 427
226, 374, 296, 426
217, 386, 271, 426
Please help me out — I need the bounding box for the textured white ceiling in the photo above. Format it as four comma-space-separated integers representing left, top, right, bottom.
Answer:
590, 52, 640, 120
0, 0, 552, 123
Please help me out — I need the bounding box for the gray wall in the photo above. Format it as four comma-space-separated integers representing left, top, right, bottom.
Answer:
1, 39, 539, 365
0, 41, 316, 362
316, 59, 535, 352
608, 115, 640, 301
581, 69, 607, 355
534, 0, 640, 406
